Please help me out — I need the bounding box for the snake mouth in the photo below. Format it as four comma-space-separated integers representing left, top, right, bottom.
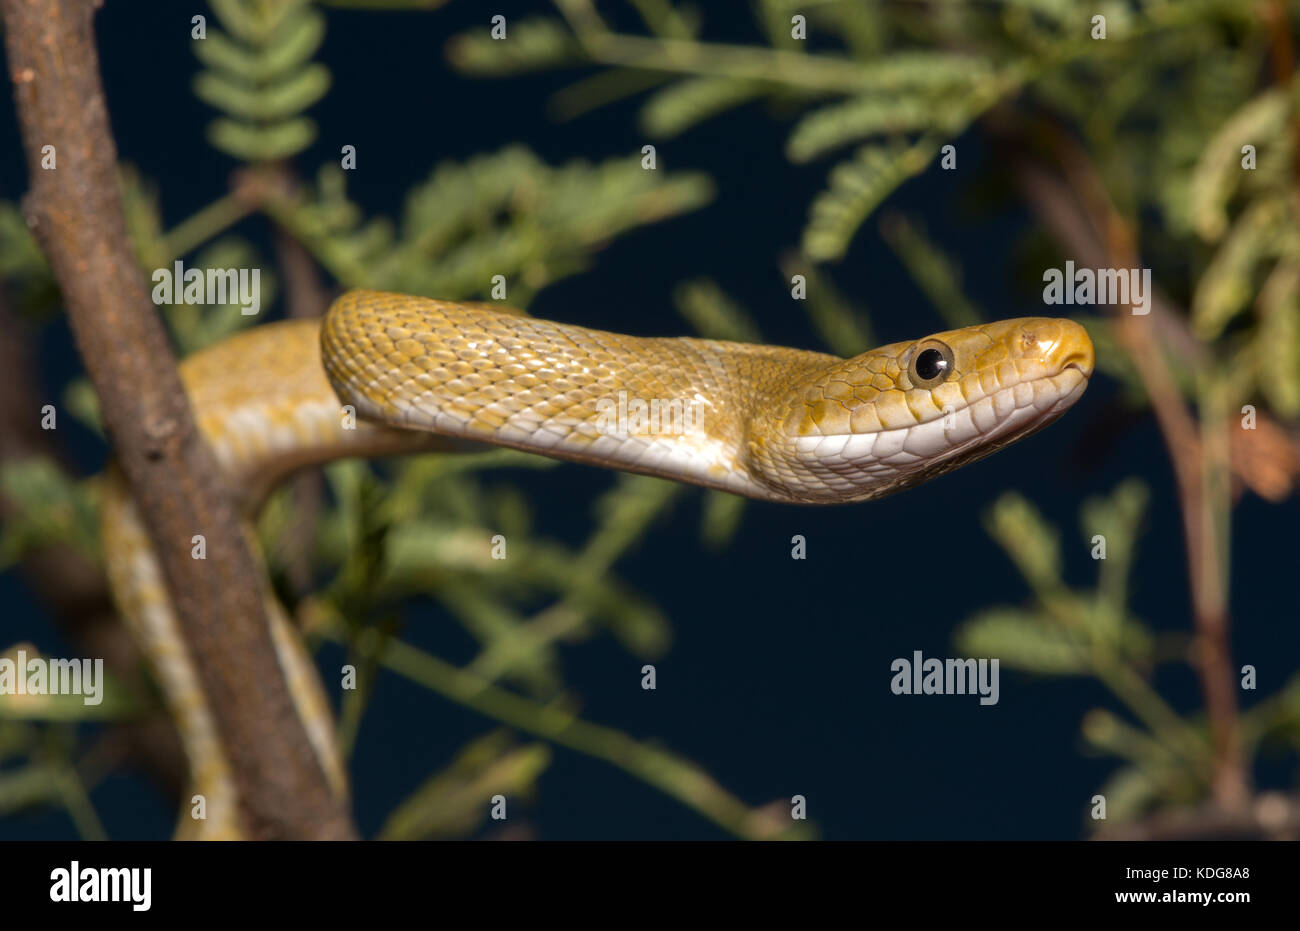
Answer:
938, 366, 1089, 460
785, 363, 1090, 503
1061, 356, 1094, 381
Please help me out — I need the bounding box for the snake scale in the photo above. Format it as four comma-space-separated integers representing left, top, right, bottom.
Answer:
101, 289, 1094, 838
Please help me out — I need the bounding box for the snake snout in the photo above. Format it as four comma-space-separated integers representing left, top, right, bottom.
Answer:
1014, 318, 1095, 379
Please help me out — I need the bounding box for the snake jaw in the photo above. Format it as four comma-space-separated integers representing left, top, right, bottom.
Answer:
756, 317, 1095, 503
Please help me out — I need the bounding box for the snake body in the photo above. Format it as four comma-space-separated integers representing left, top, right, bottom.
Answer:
102, 289, 1094, 837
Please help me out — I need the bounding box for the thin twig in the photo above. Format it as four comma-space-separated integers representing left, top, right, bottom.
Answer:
1006, 128, 1248, 811
313, 614, 807, 841
271, 187, 332, 597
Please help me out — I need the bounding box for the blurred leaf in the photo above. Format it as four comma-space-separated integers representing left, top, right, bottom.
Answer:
446, 18, 578, 75
1082, 708, 1177, 767
629, 0, 697, 40
439, 580, 560, 694
164, 237, 276, 355
379, 731, 550, 839
0, 645, 135, 722
196, 0, 329, 162
1091, 764, 1162, 825
803, 140, 938, 262
879, 212, 983, 329
780, 253, 875, 355
1078, 478, 1148, 618
673, 278, 762, 342
194, 63, 330, 122
61, 379, 103, 438
275, 148, 712, 300
850, 52, 995, 93
1191, 198, 1287, 339
118, 165, 167, 272
207, 116, 318, 162
700, 489, 746, 549
788, 94, 942, 163
1189, 88, 1288, 242
1255, 253, 1300, 417
0, 764, 61, 813
0, 201, 54, 313
193, 8, 325, 82
955, 609, 1091, 673
0, 460, 100, 567
983, 491, 1061, 597
642, 77, 764, 138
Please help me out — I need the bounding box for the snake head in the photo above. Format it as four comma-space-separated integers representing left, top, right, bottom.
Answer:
762, 317, 1095, 503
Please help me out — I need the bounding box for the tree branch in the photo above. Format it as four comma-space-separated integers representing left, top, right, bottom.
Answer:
999, 125, 1249, 811
1, 0, 355, 839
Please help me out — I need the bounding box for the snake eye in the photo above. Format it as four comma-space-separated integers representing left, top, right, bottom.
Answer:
908, 339, 955, 388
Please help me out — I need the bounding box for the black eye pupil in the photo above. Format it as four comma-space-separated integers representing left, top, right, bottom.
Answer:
915, 348, 947, 382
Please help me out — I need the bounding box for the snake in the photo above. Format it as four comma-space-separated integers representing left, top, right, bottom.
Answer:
100, 288, 1095, 838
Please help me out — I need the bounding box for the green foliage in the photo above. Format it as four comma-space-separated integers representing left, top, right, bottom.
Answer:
379, 731, 550, 840
0, 727, 107, 840
446, 17, 579, 75
195, 0, 330, 162
803, 139, 939, 262
164, 238, 278, 356
1188, 89, 1288, 242
958, 609, 1094, 675
117, 165, 168, 272
673, 278, 761, 343
0, 460, 100, 568
952, 480, 1269, 827
0, 644, 136, 723
453, 8, 1300, 836
878, 213, 983, 331
0, 202, 54, 315
0, 3, 760, 841
787, 94, 950, 164
641, 77, 765, 138
1192, 199, 1288, 339
469, 0, 1295, 430
780, 253, 875, 356
1257, 255, 1300, 416
7, 0, 1297, 841
269, 148, 713, 303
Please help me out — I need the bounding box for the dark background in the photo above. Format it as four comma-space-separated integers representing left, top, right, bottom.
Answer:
1, 1, 1296, 840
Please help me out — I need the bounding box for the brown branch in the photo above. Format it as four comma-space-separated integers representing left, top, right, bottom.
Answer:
1, 0, 355, 839
997, 124, 1249, 811
1261, 0, 1300, 214
1096, 792, 1300, 841
272, 202, 330, 597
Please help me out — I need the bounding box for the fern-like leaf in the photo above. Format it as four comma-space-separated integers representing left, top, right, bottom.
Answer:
802, 140, 938, 262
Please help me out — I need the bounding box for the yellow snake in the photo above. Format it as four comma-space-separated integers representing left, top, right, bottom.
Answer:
101, 289, 1095, 838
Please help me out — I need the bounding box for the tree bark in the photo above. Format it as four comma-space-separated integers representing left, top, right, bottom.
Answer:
1, 0, 355, 840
